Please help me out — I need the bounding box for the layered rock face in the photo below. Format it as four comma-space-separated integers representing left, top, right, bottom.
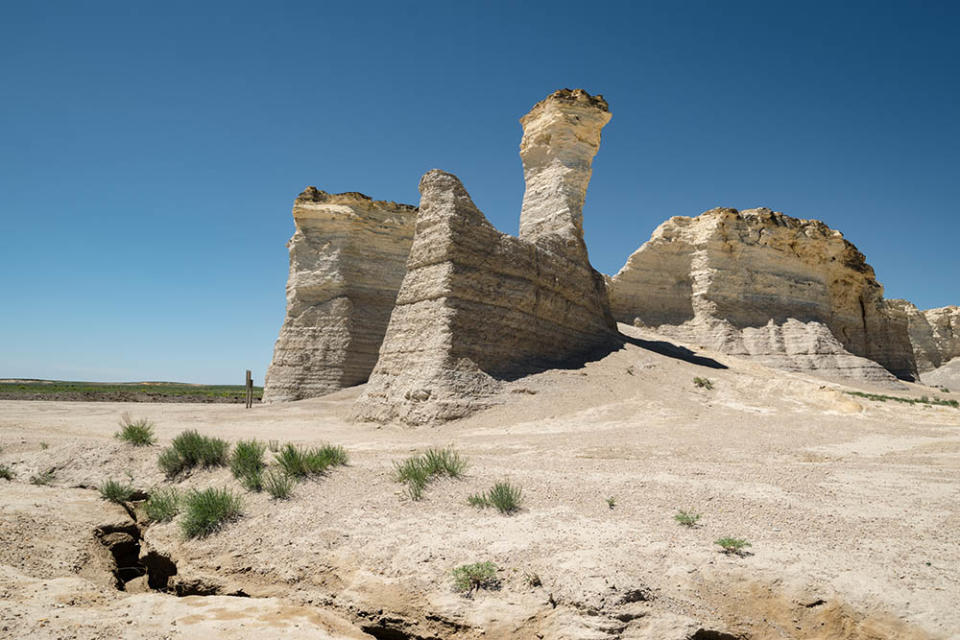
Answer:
887, 300, 960, 373
608, 208, 918, 383
355, 90, 616, 424
262, 188, 416, 403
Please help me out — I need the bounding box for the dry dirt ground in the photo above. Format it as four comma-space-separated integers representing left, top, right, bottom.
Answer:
1, 325, 958, 639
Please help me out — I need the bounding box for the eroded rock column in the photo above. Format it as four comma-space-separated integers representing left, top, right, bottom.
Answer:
262, 188, 416, 403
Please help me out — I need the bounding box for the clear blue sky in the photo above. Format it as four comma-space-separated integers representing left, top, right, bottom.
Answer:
2, 1, 957, 384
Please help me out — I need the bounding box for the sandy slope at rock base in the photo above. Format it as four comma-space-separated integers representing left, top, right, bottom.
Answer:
1, 325, 958, 639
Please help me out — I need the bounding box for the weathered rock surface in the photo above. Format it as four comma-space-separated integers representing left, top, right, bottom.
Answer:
886, 299, 960, 373
262, 188, 416, 403
354, 89, 616, 424
607, 208, 917, 383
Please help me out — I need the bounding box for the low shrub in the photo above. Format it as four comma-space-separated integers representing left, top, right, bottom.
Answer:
452, 561, 499, 592
263, 469, 294, 500
674, 510, 701, 527
693, 377, 714, 390
39, 441, 49, 450
144, 487, 180, 522
606, 496, 617, 509
0, 464, 14, 480
115, 413, 156, 446
180, 488, 243, 539
29, 468, 55, 485
99, 479, 136, 504
715, 537, 752, 555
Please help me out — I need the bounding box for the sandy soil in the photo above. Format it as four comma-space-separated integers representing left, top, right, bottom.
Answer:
1, 325, 958, 639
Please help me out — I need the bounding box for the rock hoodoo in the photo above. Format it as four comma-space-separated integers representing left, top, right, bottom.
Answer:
886, 300, 960, 374
607, 208, 918, 383
262, 188, 416, 403
353, 90, 616, 424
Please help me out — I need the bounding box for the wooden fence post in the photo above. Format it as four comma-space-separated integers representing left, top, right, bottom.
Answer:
245, 370, 253, 409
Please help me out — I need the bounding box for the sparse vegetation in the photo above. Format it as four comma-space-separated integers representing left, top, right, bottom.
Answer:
524, 572, 542, 587
0, 464, 14, 480
394, 447, 466, 500
452, 561, 499, 592
115, 413, 156, 446
99, 479, 136, 504
0, 379, 262, 403
674, 510, 702, 527
144, 487, 180, 522
693, 377, 714, 390
606, 496, 617, 509
29, 468, 55, 485
468, 481, 523, 514
846, 390, 959, 409
715, 537, 752, 555
39, 441, 49, 450
230, 440, 266, 491
275, 443, 348, 478
180, 488, 243, 539
263, 469, 294, 500
158, 430, 230, 477
267, 439, 280, 452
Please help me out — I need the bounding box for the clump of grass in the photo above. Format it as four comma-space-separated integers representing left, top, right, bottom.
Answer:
115, 413, 156, 446
715, 537, 752, 555
158, 430, 229, 477
263, 469, 294, 500
468, 481, 523, 514
452, 561, 499, 593
524, 572, 542, 587
394, 447, 466, 500
0, 464, 14, 480
693, 377, 714, 390
275, 443, 348, 478
99, 479, 136, 504
39, 441, 49, 450
267, 439, 280, 452
180, 488, 243, 539
144, 487, 180, 522
675, 510, 702, 527
29, 468, 55, 485
230, 440, 266, 491
606, 496, 617, 509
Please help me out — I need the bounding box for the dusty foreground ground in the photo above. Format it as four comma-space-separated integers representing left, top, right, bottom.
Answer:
1, 326, 958, 639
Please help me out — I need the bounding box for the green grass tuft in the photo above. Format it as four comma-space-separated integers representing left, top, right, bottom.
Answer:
180, 488, 243, 539
274, 443, 347, 478
674, 510, 702, 527
144, 487, 180, 522
606, 496, 617, 509
263, 469, 295, 500
39, 441, 49, 450
452, 561, 499, 592
715, 537, 752, 555
230, 440, 266, 491
0, 464, 14, 481
394, 448, 466, 500
846, 390, 959, 409
115, 413, 156, 446
157, 430, 229, 477
99, 479, 136, 504
468, 481, 523, 514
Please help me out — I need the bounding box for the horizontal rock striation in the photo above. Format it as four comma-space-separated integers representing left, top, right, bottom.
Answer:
608, 208, 917, 383
355, 90, 616, 424
262, 188, 416, 403
353, 171, 617, 423
887, 299, 960, 373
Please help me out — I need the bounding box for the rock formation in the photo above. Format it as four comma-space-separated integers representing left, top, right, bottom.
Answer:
354, 90, 616, 424
607, 208, 918, 383
262, 188, 416, 403
886, 300, 960, 373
